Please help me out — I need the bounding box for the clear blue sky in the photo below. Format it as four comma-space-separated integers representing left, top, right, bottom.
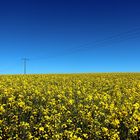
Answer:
0, 0, 140, 74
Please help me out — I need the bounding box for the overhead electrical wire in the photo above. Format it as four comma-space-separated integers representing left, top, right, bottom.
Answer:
0, 26, 140, 73
31, 26, 140, 61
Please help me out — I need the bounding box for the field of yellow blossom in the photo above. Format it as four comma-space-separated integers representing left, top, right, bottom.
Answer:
0, 73, 140, 140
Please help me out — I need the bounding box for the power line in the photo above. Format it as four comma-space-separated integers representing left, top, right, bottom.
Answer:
59, 27, 140, 54
30, 26, 140, 61
1, 27, 140, 74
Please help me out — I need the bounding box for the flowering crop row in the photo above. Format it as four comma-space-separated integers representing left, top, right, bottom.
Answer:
0, 73, 140, 140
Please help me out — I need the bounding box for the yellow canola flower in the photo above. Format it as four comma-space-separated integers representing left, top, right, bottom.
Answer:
112, 119, 120, 127
0, 120, 3, 124
39, 127, 44, 132
20, 122, 30, 128
111, 133, 120, 140
83, 133, 88, 139
27, 132, 33, 139
0, 106, 5, 114
70, 135, 82, 140
17, 101, 25, 108
69, 99, 74, 105
132, 126, 139, 133
8, 96, 15, 102
77, 90, 81, 95
110, 103, 114, 110
4, 89, 9, 95
102, 127, 108, 133
133, 103, 139, 110
87, 95, 92, 101
0, 73, 140, 139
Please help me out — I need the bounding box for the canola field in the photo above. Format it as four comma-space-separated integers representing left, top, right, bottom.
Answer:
0, 73, 140, 140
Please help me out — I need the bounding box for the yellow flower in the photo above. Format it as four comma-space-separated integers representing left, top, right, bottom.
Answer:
69, 99, 74, 105
20, 122, 30, 128
102, 127, 108, 133
0, 106, 5, 114
27, 132, 33, 139
39, 127, 44, 131
112, 119, 120, 127
132, 126, 138, 133
83, 133, 88, 139
18, 101, 25, 108
133, 103, 139, 110
87, 95, 92, 101
111, 133, 120, 140
0, 120, 3, 124
8, 96, 15, 102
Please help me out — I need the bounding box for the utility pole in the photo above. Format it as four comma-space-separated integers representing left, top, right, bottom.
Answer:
22, 58, 29, 74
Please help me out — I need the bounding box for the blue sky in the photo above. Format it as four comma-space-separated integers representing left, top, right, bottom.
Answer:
0, 0, 140, 74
